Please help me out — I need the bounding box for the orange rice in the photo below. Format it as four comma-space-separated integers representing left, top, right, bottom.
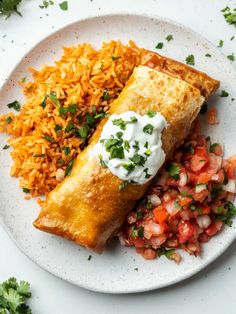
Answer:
0, 40, 143, 196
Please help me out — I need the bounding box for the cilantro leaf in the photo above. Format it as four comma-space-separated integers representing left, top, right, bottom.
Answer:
7, 100, 21, 112
167, 163, 180, 180
65, 159, 74, 176
129, 154, 146, 166
218, 40, 223, 47
221, 6, 236, 27
103, 89, 110, 101
59, 1, 68, 10
166, 35, 173, 42
227, 53, 235, 61
147, 111, 157, 118
216, 201, 236, 226
155, 42, 163, 49
219, 90, 229, 97
185, 54, 195, 65
0, 0, 23, 18
143, 124, 154, 134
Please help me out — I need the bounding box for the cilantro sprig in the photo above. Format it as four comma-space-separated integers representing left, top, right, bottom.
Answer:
0, 277, 32, 313
0, 0, 22, 18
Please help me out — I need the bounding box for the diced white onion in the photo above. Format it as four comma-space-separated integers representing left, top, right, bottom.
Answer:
144, 222, 162, 239
56, 168, 65, 181
165, 200, 180, 215
178, 172, 188, 187
147, 194, 161, 206
197, 215, 211, 229
195, 184, 207, 193
223, 179, 236, 193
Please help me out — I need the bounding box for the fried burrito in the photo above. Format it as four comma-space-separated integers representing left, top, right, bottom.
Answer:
34, 65, 217, 252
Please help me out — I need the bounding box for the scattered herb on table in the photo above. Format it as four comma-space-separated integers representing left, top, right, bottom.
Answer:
231, 36, 235, 40
205, 53, 212, 57
39, 0, 54, 9
185, 54, 195, 66
0, 277, 32, 313
2, 144, 10, 150
155, 42, 163, 49
59, 1, 68, 11
166, 34, 173, 42
227, 53, 235, 61
219, 90, 229, 97
217, 40, 223, 47
88, 255, 92, 261
0, 0, 23, 18
221, 6, 236, 27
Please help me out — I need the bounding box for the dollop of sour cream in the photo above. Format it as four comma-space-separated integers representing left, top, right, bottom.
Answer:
94, 111, 167, 185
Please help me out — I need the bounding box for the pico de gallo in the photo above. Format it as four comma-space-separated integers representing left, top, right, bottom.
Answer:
119, 129, 236, 263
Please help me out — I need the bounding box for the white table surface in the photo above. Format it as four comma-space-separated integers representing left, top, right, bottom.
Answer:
1, 0, 236, 313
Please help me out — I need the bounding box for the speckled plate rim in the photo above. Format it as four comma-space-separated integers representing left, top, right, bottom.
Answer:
0, 12, 236, 294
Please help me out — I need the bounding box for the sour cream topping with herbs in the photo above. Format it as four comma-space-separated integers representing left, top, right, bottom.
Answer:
95, 111, 167, 185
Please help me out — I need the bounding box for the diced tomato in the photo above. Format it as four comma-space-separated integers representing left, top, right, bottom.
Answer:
178, 195, 192, 206
153, 206, 168, 223
131, 237, 145, 248
166, 177, 178, 186
208, 154, 222, 174
141, 248, 157, 260
187, 171, 198, 184
193, 189, 209, 202
199, 233, 209, 243
225, 162, 234, 180
190, 155, 207, 172
207, 107, 219, 125
195, 147, 208, 159
201, 205, 211, 215
178, 221, 195, 243
205, 221, 223, 236
197, 172, 211, 184
214, 144, 223, 156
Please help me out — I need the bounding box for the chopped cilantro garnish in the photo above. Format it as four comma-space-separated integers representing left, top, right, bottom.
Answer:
227, 53, 235, 61
111, 56, 121, 60
200, 101, 208, 114
112, 118, 126, 130
145, 199, 153, 210
59, 1, 68, 10
22, 188, 30, 193
166, 35, 173, 42
133, 140, 140, 152
209, 143, 218, 153
216, 201, 236, 227
67, 104, 77, 115
43, 135, 55, 142
103, 89, 110, 101
119, 181, 129, 190
129, 154, 146, 166
65, 159, 74, 176
105, 138, 123, 151
130, 116, 138, 123
39, 0, 54, 9
144, 168, 151, 179
40, 96, 47, 109
124, 140, 130, 152
143, 123, 154, 134
58, 158, 65, 165
145, 149, 151, 156
157, 247, 175, 260
147, 111, 157, 118
219, 90, 229, 97
48, 93, 61, 106
221, 6, 236, 27
205, 53, 212, 57
98, 154, 107, 168
122, 163, 135, 175
116, 131, 123, 139
185, 54, 195, 66
54, 124, 62, 132
63, 146, 71, 156
144, 141, 148, 149
181, 192, 193, 198
131, 226, 144, 239
5, 116, 13, 124
110, 146, 124, 159
167, 163, 180, 180
155, 42, 163, 49
2, 144, 10, 150
136, 211, 143, 220
218, 40, 224, 47
78, 124, 90, 138
86, 112, 95, 125
7, 100, 21, 112
184, 144, 195, 154
65, 121, 75, 133
211, 185, 222, 198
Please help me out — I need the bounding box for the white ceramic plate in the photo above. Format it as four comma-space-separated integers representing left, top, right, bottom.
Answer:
0, 13, 236, 294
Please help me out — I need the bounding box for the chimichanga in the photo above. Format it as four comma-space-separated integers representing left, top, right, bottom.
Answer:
34, 65, 208, 252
